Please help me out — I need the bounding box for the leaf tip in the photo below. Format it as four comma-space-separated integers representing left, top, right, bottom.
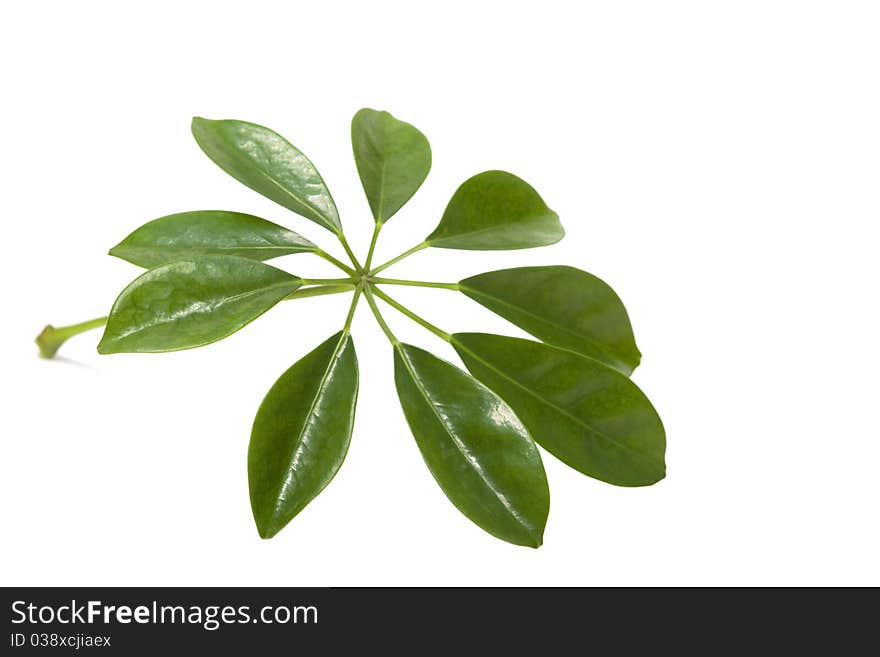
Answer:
190, 116, 213, 140
620, 463, 666, 487
95, 335, 118, 355
652, 465, 667, 485
256, 524, 278, 540
632, 347, 643, 371
352, 107, 376, 121
254, 512, 288, 540
542, 210, 565, 245
552, 218, 565, 243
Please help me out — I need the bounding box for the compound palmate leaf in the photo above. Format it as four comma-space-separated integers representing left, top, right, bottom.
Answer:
191, 118, 341, 234
425, 170, 563, 250
98, 255, 301, 354
452, 333, 665, 487
249, 331, 358, 539
351, 108, 431, 224
109, 210, 316, 268
459, 266, 641, 375
39, 106, 665, 549
393, 342, 549, 547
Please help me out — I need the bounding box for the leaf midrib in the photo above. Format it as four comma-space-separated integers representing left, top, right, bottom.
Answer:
453, 338, 661, 467
114, 244, 314, 257
429, 214, 560, 245
251, 163, 329, 227
395, 346, 534, 535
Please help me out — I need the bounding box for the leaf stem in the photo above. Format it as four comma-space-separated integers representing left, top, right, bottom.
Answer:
369, 241, 429, 275
299, 277, 356, 286
370, 286, 451, 343
342, 284, 363, 333
36, 317, 107, 359
370, 277, 459, 291
285, 284, 354, 300
315, 248, 356, 276
363, 287, 399, 345
363, 223, 383, 272
337, 233, 363, 272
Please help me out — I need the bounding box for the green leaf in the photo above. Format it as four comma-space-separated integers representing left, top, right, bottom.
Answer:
452, 333, 665, 487
249, 331, 358, 538
109, 210, 316, 268
351, 108, 431, 223
393, 342, 549, 547
459, 266, 640, 375
191, 117, 341, 233
98, 255, 301, 354
425, 170, 563, 250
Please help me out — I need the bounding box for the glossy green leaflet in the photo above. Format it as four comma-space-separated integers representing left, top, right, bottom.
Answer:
37, 108, 665, 547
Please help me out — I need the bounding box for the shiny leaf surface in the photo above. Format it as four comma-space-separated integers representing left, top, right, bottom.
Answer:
191, 117, 341, 233
249, 331, 358, 538
393, 342, 549, 547
98, 255, 301, 353
425, 170, 563, 250
460, 266, 641, 375
351, 108, 431, 223
109, 210, 316, 268
452, 333, 665, 486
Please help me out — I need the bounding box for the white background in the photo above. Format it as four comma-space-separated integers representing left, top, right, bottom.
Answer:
1, 1, 878, 586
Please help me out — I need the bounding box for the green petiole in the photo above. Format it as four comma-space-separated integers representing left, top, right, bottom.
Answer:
371, 286, 451, 343
370, 277, 458, 291
363, 223, 383, 272
337, 233, 363, 273
363, 287, 399, 345
36, 317, 108, 359
315, 248, 356, 275
342, 284, 363, 333
299, 277, 356, 286
286, 283, 355, 300
369, 241, 428, 275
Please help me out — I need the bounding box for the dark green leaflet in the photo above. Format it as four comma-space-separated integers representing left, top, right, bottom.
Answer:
393, 342, 549, 547
191, 118, 341, 233
459, 266, 640, 375
249, 331, 358, 538
109, 210, 316, 268
351, 108, 431, 223
98, 255, 301, 354
452, 333, 665, 487
426, 170, 563, 250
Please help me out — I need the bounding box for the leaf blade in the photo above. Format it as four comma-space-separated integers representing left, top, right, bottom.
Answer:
452, 333, 665, 487
249, 331, 358, 538
109, 210, 316, 268
393, 342, 549, 547
98, 255, 301, 353
351, 108, 431, 223
425, 171, 563, 250
191, 117, 340, 233
460, 266, 640, 374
